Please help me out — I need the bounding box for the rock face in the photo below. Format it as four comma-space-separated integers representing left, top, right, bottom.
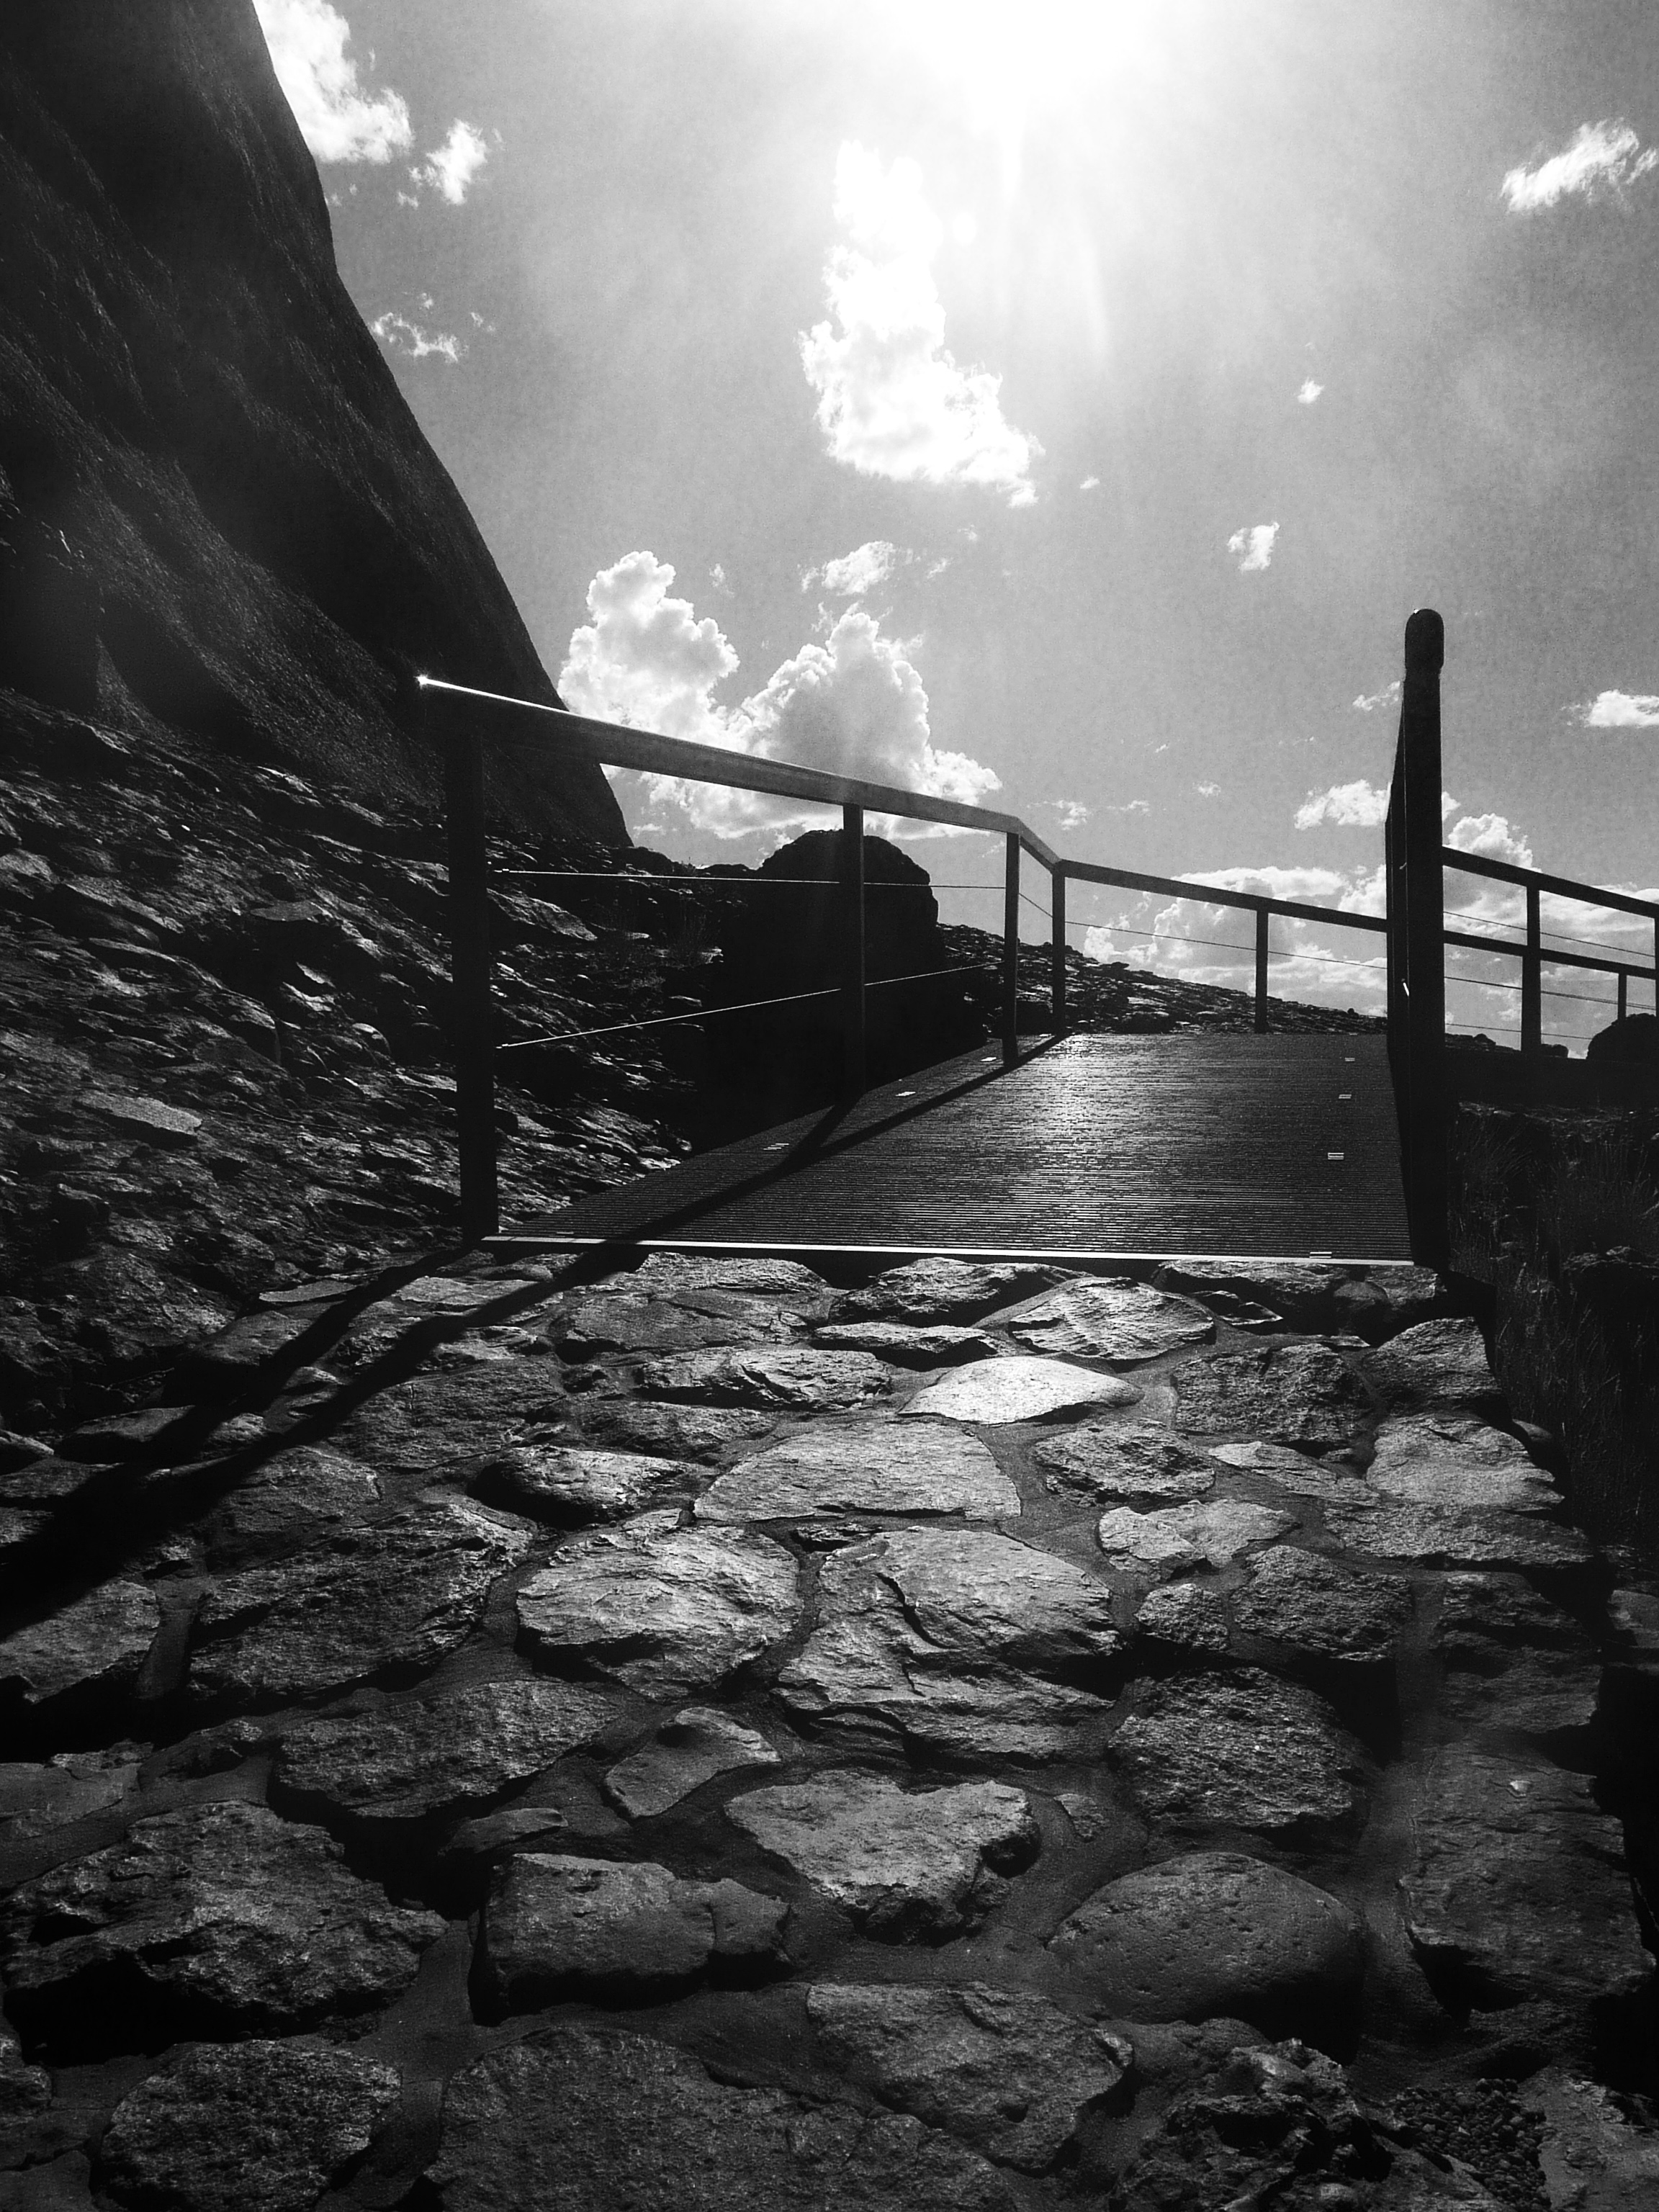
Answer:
1110, 1670, 1369, 1843
1361, 1318, 1500, 1411
0, 1800, 441, 2051
552, 1291, 804, 1358
1170, 1342, 1368, 1445
1048, 1852, 1366, 2038
1233, 1547, 1413, 1665
1095, 1498, 1296, 1578
516, 1517, 801, 1696
1033, 1420, 1215, 1503
603, 1707, 781, 1818
990, 1277, 1215, 1363
471, 1443, 700, 1525
190, 1502, 532, 1705
635, 1347, 891, 1412
273, 1678, 621, 1820
811, 1321, 1003, 1366
727, 1773, 1039, 1938
0, 3, 621, 837
1430, 1573, 1600, 1731
777, 1527, 1121, 1761
806, 1981, 1130, 2171
0, 1576, 159, 1704
833, 1259, 1063, 1323
900, 1357, 1140, 1425
1400, 1746, 1651, 2013
479, 1853, 788, 2008
426, 2026, 1017, 2211
101, 2039, 402, 2212
696, 1423, 1017, 1524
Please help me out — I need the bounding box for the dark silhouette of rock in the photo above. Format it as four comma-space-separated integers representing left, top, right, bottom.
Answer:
0, 4, 620, 837
1586, 1012, 1659, 1064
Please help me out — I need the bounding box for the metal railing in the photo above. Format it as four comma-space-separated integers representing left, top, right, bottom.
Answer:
418, 675, 1390, 1241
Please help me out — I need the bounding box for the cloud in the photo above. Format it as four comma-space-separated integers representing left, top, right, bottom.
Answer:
1296, 379, 1323, 405
370, 309, 462, 364
709, 564, 731, 595
414, 119, 492, 204
1502, 120, 1658, 212
1446, 812, 1534, 868
1228, 522, 1278, 573
1577, 689, 1659, 729
1046, 799, 1091, 831
1079, 475, 1101, 491
799, 143, 1041, 507
1295, 779, 1389, 830
804, 541, 902, 596
559, 552, 999, 847
1352, 680, 1402, 714
1196, 782, 1221, 799
252, 0, 412, 164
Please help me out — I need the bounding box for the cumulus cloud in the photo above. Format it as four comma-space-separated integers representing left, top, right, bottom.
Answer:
1352, 680, 1402, 714
252, 0, 411, 164
804, 541, 902, 596
559, 551, 999, 848
1196, 782, 1221, 799
1445, 812, 1534, 868
415, 119, 491, 204
1577, 689, 1659, 729
1047, 799, 1092, 831
1079, 475, 1101, 491
1502, 120, 1658, 212
1296, 379, 1323, 405
799, 143, 1041, 506
370, 308, 462, 364
1295, 779, 1390, 830
1228, 522, 1278, 573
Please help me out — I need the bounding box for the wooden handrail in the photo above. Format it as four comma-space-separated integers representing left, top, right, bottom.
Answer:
1443, 845, 1659, 923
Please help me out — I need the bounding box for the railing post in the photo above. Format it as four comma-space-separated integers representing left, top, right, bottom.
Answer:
1051, 865, 1067, 1035
1254, 907, 1270, 1033
840, 804, 866, 1097
1396, 606, 1448, 1269
1002, 833, 1020, 1064
428, 681, 499, 1244
1619, 968, 1628, 1024
1521, 881, 1542, 1056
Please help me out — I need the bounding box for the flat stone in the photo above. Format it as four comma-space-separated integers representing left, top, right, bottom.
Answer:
1110, 1669, 1368, 1842
835, 1258, 1064, 1323
603, 1707, 781, 1817
1170, 1343, 1369, 1446
86, 1089, 202, 1144
1048, 1851, 1365, 2033
1401, 1745, 1651, 2011
1233, 1548, 1413, 1664
697, 1424, 1017, 1524
274, 1678, 621, 1820
899, 1357, 1140, 1426
1034, 1420, 1215, 1504
1154, 1261, 1444, 1341
190, 1502, 532, 1707
1430, 1573, 1601, 1732
1096, 1498, 1296, 1578
1321, 1495, 1593, 1571
0, 1579, 161, 1707
1361, 1317, 1501, 1411
579, 1398, 777, 1463
989, 1277, 1215, 1364
635, 1346, 892, 1411
343, 1362, 572, 1475
1365, 1412, 1560, 1514
437, 1806, 572, 1874
1519, 2067, 1659, 2212
1134, 1581, 1231, 1652
1210, 1440, 1372, 1503
471, 1442, 699, 1524
622, 1251, 835, 1315
728, 1773, 1040, 1938
806, 1981, 1130, 2172
173, 1308, 323, 1397
811, 1322, 1004, 1366
56, 1405, 194, 1461
203, 1444, 382, 1555
102, 2039, 403, 2212
516, 1519, 800, 1696
426, 2025, 1017, 2211
777, 1527, 1121, 1762
0, 1801, 441, 2050
553, 1292, 803, 1357
0, 1752, 140, 1840
480, 1853, 788, 2009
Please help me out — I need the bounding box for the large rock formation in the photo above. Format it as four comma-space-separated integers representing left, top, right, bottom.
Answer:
0, 1, 621, 838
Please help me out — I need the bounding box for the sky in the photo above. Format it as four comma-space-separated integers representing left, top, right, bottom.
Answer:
253, 0, 1659, 1048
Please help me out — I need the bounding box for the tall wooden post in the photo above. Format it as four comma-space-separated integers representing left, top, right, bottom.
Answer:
430, 682, 499, 1244
840, 804, 866, 1097
1254, 907, 1270, 1033
1002, 834, 1021, 1064
1051, 866, 1067, 1034
1619, 968, 1628, 1024
1397, 607, 1448, 1269
1521, 881, 1542, 1056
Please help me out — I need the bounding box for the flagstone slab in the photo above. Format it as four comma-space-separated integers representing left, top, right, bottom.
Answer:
471, 1442, 701, 1524
603, 1707, 782, 1818
833, 1258, 1064, 1324
1360, 1318, 1502, 1412
634, 1346, 892, 1412
552, 1292, 805, 1358
989, 1277, 1215, 1364
1364, 1413, 1560, 1514
1430, 1573, 1601, 1732
812, 1322, 1004, 1367
1110, 1669, 1369, 1843
696, 1424, 1017, 1524
0, 1578, 161, 1707
1321, 1497, 1592, 1572
1133, 1581, 1232, 1653
1170, 1343, 1370, 1447
579, 1399, 778, 1464
1096, 1499, 1296, 1579
728, 1772, 1039, 1939
1232, 1548, 1413, 1665
1034, 1420, 1216, 1504
899, 1357, 1140, 1426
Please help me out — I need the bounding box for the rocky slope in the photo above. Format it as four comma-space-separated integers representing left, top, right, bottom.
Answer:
1, 1248, 1655, 2211
0, 0, 620, 838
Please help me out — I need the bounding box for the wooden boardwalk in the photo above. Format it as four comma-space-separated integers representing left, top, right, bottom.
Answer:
502, 1033, 1413, 1264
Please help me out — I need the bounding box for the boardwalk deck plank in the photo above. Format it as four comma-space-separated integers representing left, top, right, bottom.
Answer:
502, 1034, 1411, 1263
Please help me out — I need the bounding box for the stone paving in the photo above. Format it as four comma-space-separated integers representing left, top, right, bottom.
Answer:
2, 1251, 1658, 2209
